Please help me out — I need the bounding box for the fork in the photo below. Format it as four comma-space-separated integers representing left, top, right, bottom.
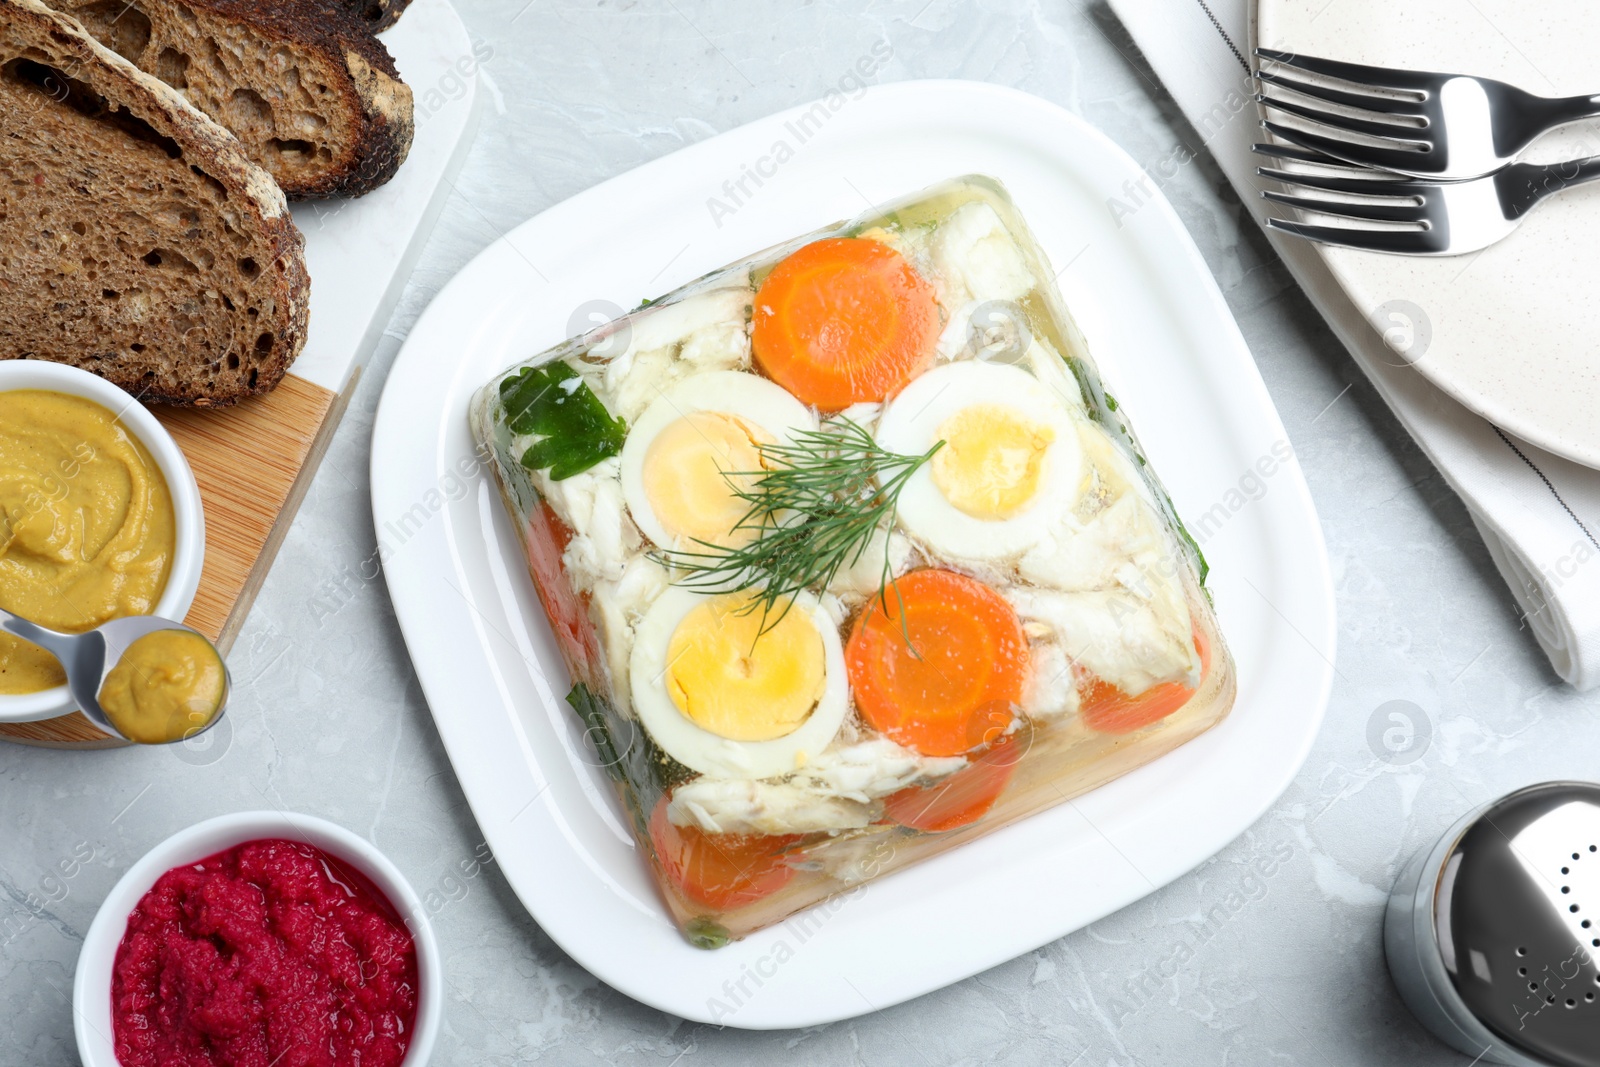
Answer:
1254, 47, 1600, 181
1255, 145, 1600, 254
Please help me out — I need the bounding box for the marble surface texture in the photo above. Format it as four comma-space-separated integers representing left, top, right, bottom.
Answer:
3, 2, 1596, 1064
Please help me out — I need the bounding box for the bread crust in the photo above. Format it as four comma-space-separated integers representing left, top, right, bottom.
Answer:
48, 0, 415, 199
341, 0, 413, 34
0, 0, 310, 404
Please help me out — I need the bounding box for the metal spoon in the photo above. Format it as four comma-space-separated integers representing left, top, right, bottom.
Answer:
0, 607, 229, 745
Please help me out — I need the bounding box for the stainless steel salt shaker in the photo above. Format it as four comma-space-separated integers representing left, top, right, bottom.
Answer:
1385, 781, 1600, 1066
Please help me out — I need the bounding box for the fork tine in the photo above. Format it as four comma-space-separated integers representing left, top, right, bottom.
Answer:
1256, 165, 1430, 198
1263, 217, 1437, 254
1261, 189, 1427, 224
1263, 121, 1433, 174
1257, 69, 1423, 116
1255, 47, 1437, 92
1258, 92, 1431, 143
1251, 142, 1373, 170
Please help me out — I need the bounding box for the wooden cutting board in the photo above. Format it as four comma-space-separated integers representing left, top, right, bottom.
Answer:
0, 0, 481, 748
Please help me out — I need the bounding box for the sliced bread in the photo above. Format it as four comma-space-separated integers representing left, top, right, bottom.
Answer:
0, 0, 309, 405
341, 0, 413, 34
46, 0, 414, 199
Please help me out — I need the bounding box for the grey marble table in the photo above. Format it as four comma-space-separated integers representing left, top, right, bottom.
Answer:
6, 2, 1597, 1064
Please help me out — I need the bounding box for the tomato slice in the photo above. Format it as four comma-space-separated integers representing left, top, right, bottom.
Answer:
648, 797, 801, 911
881, 738, 1023, 833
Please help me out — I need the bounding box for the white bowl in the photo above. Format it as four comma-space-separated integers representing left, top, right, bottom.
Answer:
0, 361, 205, 722
74, 811, 443, 1067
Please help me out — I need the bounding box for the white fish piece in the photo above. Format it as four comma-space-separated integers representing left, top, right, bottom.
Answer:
666, 737, 966, 835
936, 301, 977, 362
1020, 494, 1176, 593
1013, 484, 1199, 696
623, 285, 752, 359
530, 454, 609, 534
680, 319, 751, 370
589, 555, 671, 717
601, 287, 753, 422
791, 737, 967, 802
929, 201, 1037, 306
533, 457, 636, 593
668, 779, 873, 835
607, 348, 676, 425
1023, 640, 1080, 718
1008, 583, 1199, 696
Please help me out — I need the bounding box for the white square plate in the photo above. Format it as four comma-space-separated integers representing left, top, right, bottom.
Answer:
370, 79, 1335, 1028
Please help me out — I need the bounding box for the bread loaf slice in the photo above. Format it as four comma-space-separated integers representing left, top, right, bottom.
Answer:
0, 0, 309, 405
341, 0, 413, 34
46, 0, 414, 199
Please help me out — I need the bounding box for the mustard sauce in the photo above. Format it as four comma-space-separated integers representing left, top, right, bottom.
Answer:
0, 390, 176, 694
98, 629, 225, 744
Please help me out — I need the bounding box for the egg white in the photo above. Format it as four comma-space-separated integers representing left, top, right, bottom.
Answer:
875, 360, 1082, 562
629, 586, 850, 780
619, 370, 817, 552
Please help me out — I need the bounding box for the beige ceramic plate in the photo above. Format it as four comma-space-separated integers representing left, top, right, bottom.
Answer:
1254, 0, 1600, 468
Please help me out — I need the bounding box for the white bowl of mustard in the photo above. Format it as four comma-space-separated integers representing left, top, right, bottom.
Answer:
0, 362, 204, 723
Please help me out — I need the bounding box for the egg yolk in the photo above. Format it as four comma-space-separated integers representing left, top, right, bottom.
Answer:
930, 404, 1055, 520
642, 412, 771, 547
665, 594, 825, 742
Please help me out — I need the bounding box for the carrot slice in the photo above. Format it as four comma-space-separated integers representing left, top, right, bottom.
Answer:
523, 500, 600, 684
846, 568, 1028, 757
648, 796, 800, 911
1080, 622, 1211, 735
882, 737, 1023, 832
752, 237, 939, 411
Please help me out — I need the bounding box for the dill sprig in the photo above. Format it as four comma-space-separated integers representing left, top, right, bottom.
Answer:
656, 419, 941, 634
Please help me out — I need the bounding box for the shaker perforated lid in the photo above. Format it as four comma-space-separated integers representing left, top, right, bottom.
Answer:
1436, 782, 1600, 1067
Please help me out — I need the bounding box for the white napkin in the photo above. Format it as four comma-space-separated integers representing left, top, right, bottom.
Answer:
1108, 0, 1600, 689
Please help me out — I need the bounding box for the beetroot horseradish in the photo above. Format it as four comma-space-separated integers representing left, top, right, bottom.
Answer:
111, 838, 419, 1067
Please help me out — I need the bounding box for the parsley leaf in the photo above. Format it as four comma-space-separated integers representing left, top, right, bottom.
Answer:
499, 362, 626, 480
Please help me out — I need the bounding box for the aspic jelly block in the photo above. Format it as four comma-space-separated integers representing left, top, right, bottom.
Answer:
470, 176, 1236, 947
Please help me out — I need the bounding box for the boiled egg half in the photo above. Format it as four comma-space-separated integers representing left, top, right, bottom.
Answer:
620, 370, 816, 551
875, 360, 1081, 561
630, 586, 850, 779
